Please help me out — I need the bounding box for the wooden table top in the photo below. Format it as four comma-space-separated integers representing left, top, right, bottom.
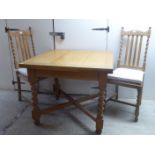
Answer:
19, 50, 113, 72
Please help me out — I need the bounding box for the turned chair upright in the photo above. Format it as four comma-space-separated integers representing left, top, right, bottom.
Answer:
7, 27, 36, 101
107, 27, 151, 121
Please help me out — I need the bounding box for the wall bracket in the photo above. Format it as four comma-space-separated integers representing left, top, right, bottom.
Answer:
49, 32, 65, 40
92, 26, 110, 32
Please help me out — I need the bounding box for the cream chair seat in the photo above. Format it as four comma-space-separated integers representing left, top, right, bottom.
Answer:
17, 68, 27, 76
108, 68, 144, 84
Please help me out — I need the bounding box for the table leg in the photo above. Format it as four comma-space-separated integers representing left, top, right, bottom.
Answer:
96, 73, 107, 134
28, 70, 41, 125
53, 78, 60, 100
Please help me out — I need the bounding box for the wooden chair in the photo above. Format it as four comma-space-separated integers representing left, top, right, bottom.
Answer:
7, 27, 36, 101
106, 27, 151, 121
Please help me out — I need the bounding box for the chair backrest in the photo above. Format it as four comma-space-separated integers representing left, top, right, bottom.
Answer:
117, 27, 151, 71
7, 27, 35, 69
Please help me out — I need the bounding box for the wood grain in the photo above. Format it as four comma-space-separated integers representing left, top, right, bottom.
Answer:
19, 50, 113, 72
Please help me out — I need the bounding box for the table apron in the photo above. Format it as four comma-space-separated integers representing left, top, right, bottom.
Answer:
28, 69, 108, 81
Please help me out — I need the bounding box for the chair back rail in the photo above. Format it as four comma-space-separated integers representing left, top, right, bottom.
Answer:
8, 27, 35, 69
117, 27, 151, 71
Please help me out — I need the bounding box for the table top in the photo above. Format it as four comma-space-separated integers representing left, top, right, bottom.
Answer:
19, 50, 113, 72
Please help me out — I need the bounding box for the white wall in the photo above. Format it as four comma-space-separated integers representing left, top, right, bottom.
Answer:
0, 19, 54, 91
0, 20, 13, 89
53, 19, 109, 95
0, 19, 155, 100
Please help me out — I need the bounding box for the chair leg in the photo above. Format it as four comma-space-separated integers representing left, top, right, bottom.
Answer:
135, 88, 142, 122
37, 79, 40, 93
115, 85, 119, 99
104, 87, 107, 111
17, 75, 22, 101
53, 78, 60, 100
139, 88, 143, 106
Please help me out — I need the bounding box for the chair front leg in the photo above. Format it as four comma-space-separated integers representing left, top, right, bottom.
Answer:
135, 87, 142, 122
17, 74, 22, 101
115, 85, 119, 100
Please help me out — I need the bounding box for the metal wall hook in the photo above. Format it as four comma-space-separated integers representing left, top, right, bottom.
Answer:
92, 26, 110, 32
5, 27, 20, 32
49, 32, 65, 40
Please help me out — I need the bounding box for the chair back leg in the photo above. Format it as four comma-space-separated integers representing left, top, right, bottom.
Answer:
135, 87, 142, 121
53, 78, 61, 100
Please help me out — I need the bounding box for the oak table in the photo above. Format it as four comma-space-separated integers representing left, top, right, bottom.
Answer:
19, 50, 113, 134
